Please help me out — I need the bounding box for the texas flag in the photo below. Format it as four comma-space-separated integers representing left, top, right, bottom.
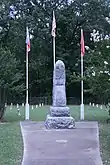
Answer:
80, 29, 85, 56
26, 27, 30, 52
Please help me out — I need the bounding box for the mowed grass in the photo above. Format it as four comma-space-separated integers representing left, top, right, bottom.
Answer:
0, 123, 23, 165
0, 105, 110, 165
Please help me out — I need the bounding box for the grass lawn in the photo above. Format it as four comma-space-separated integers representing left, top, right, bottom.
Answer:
0, 105, 110, 165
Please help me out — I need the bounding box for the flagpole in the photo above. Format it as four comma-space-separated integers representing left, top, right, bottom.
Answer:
80, 29, 84, 120
52, 10, 56, 69
53, 36, 55, 68
80, 54, 84, 120
25, 44, 29, 120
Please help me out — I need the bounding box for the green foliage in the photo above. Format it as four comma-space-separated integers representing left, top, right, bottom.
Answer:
0, 0, 110, 102
84, 40, 110, 103
0, 47, 24, 119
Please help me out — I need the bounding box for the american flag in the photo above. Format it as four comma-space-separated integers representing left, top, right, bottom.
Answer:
51, 11, 56, 37
80, 29, 85, 56
26, 27, 30, 52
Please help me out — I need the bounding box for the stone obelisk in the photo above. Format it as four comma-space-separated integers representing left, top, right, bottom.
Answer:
45, 60, 75, 129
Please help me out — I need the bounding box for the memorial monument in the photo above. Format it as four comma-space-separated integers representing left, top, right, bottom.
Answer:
45, 60, 75, 129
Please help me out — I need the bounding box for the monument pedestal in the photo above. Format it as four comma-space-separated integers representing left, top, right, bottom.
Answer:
45, 114, 75, 129
50, 106, 70, 116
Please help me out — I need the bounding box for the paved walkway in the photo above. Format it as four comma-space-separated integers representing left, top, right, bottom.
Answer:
20, 121, 103, 165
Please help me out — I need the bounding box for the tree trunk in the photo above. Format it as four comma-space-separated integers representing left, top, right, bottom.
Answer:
0, 88, 6, 121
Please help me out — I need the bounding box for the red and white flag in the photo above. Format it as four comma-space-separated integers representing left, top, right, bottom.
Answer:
26, 27, 30, 52
51, 11, 56, 37
80, 29, 85, 56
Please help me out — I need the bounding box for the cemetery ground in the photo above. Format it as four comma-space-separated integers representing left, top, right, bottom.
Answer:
0, 106, 110, 165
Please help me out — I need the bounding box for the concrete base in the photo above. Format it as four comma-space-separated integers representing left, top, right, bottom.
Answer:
25, 103, 29, 120
45, 115, 75, 129
80, 104, 84, 120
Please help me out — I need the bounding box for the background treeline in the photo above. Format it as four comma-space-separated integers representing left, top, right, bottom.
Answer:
0, 0, 110, 105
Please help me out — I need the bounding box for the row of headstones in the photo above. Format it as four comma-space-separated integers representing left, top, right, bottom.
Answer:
5, 103, 44, 109
5, 103, 44, 116
89, 102, 103, 109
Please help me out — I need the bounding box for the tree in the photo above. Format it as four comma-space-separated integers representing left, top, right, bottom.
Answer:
56, 0, 110, 99
84, 39, 110, 104
0, 47, 24, 120
0, 0, 110, 104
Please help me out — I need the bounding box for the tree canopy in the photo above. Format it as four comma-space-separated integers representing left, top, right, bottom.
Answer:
0, 0, 110, 105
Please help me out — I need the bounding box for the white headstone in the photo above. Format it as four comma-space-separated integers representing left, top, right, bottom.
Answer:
5, 103, 7, 108
10, 103, 13, 109
32, 105, 34, 110
92, 103, 95, 107
17, 103, 19, 108
18, 109, 21, 116
36, 105, 38, 108
18, 112, 21, 116
39, 103, 41, 107
89, 102, 91, 106
42, 103, 44, 107
100, 105, 102, 109
22, 103, 24, 107
96, 104, 98, 107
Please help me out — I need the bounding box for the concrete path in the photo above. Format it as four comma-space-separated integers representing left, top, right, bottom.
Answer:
20, 121, 103, 165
